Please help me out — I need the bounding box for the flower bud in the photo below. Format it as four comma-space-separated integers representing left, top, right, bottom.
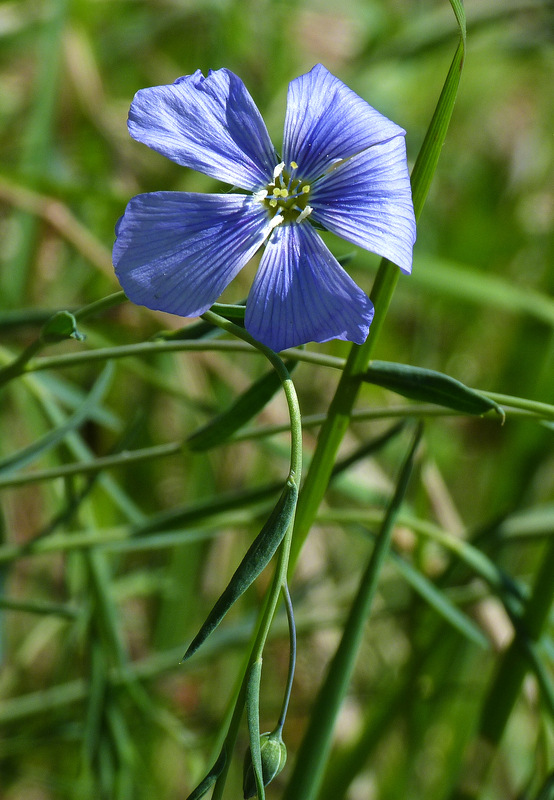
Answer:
242, 730, 287, 799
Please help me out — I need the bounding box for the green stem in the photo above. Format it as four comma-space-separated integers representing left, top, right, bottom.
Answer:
2, 394, 545, 491
281, 8, 467, 796
0, 441, 183, 489
0, 340, 43, 387
277, 582, 297, 732
201, 311, 302, 481
289, 262, 400, 567
7, 335, 554, 422
246, 659, 266, 800
74, 291, 127, 321
196, 311, 303, 800
484, 391, 554, 420
0, 292, 124, 388
17, 339, 255, 374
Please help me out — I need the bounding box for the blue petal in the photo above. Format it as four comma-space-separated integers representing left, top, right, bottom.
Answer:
283, 64, 406, 184
113, 192, 271, 316
310, 138, 416, 274
245, 222, 374, 351
128, 69, 278, 191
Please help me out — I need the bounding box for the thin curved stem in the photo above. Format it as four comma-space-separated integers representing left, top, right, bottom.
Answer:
277, 581, 297, 733
198, 310, 303, 800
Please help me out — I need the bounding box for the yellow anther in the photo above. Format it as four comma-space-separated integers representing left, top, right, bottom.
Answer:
290, 161, 298, 170
280, 188, 289, 198
269, 199, 278, 208
302, 185, 310, 194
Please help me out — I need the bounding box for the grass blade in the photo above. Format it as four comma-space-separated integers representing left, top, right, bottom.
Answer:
0, 362, 114, 476
283, 424, 422, 800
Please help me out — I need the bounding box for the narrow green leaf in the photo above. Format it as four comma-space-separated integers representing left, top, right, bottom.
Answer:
182, 479, 298, 661
0, 362, 114, 476
364, 361, 503, 417
185, 749, 227, 800
410, 1, 466, 219
387, 547, 489, 649
449, 0, 467, 40
40, 310, 86, 343
187, 361, 297, 451
0, 596, 79, 618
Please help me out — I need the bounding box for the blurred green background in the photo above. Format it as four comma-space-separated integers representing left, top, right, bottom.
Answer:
0, 1, 553, 799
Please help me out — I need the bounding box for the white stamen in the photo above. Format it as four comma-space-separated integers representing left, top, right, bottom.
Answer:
253, 189, 268, 202
296, 205, 313, 223
273, 161, 285, 180
268, 214, 284, 231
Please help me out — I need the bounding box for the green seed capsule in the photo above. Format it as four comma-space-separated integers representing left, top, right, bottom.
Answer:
243, 731, 287, 799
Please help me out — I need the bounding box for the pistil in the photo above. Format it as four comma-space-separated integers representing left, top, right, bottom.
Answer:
257, 161, 312, 227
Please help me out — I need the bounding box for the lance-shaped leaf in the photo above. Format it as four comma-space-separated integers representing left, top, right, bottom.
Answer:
364, 361, 504, 418
182, 479, 298, 660
187, 360, 297, 451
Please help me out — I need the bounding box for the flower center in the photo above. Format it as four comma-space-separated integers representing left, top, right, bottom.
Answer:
254, 162, 313, 228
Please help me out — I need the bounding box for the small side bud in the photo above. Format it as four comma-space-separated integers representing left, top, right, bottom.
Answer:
243, 731, 287, 799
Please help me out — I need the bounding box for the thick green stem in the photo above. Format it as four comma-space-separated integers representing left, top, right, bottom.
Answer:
283, 424, 422, 800
289, 28, 466, 568
282, 7, 466, 798
289, 262, 400, 567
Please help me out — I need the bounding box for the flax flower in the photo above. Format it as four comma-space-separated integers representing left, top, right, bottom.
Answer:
113, 65, 416, 351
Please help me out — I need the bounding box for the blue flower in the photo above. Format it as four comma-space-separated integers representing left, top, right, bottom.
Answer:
113, 65, 416, 352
